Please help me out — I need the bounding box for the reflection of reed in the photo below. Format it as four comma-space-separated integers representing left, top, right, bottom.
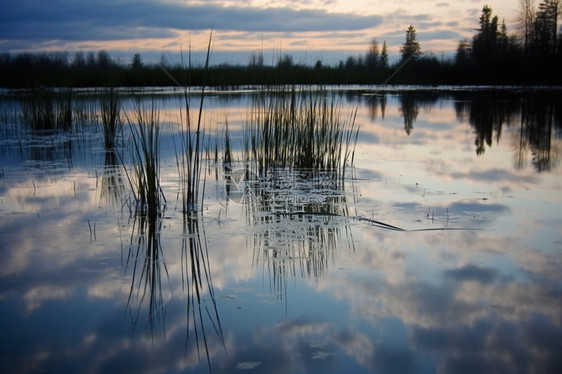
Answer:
125, 209, 168, 338
245, 168, 352, 304
99, 150, 126, 206
20, 88, 73, 131
181, 215, 224, 370
123, 211, 224, 369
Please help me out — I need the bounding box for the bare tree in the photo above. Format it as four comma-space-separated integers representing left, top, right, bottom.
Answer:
517, 0, 536, 59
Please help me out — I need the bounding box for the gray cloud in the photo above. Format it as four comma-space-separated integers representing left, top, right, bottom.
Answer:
0, 0, 382, 43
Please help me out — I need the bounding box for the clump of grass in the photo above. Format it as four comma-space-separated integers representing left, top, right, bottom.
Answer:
244, 87, 359, 180
124, 101, 166, 218
100, 87, 122, 149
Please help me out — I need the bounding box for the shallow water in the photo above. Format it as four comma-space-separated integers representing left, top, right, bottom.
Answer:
1, 87, 561, 373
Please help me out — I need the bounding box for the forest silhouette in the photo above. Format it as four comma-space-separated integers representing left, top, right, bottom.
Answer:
1, 3, 561, 88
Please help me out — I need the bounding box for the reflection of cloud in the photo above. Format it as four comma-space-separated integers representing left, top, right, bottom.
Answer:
413, 312, 562, 374
4, 295, 230, 374
354, 168, 384, 180
451, 168, 539, 184
356, 132, 381, 144
445, 200, 509, 226
314, 223, 562, 372
445, 264, 499, 283
215, 314, 421, 374
23, 286, 73, 312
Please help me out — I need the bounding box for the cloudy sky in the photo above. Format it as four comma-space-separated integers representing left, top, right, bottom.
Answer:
0, 0, 519, 65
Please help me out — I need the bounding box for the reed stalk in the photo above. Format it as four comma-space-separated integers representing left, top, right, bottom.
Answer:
175, 30, 213, 215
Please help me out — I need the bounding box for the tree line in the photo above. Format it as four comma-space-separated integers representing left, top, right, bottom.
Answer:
1, 2, 561, 88
455, 1, 562, 83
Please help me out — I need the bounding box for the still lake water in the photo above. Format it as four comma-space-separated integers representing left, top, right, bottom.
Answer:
0, 87, 561, 373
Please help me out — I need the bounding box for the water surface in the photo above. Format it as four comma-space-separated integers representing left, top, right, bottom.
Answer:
1, 87, 561, 373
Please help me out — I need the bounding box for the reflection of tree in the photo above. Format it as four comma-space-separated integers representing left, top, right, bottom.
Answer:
456, 92, 561, 170
366, 94, 387, 122
467, 96, 509, 155
397, 93, 439, 135
399, 94, 419, 135
521, 97, 560, 172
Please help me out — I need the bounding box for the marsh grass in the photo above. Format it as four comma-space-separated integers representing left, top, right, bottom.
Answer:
173, 32, 226, 372
244, 87, 359, 182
